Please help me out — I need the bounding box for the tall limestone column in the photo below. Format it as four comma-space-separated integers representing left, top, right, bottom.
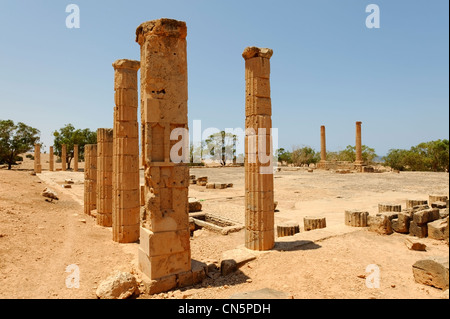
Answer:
84, 144, 97, 215
136, 19, 191, 290
112, 59, 140, 243
49, 146, 54, 171
320, 125, 327, 162
73, 144, 79, 172
34, 144, 41, 173
317, 125, 327, 168
243, 46, 275, 251
355, 121, 363, 166
97, 129, 114, 227
61, 144, 67, 171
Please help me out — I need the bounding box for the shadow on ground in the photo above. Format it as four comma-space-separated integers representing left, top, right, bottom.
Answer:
273, 240, 322, 251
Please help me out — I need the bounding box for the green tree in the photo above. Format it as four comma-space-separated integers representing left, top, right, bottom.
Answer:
383, 149, 409, 171
205, 131, 237, 166
336, 145, 377, 164
325, 151, 339, 162
383, 139, 449, 172
291, 145, 320, 166
0, 120, 40, 170
276, 148, 292, 164
53, 124, 97, 170
416, 140, 449, 172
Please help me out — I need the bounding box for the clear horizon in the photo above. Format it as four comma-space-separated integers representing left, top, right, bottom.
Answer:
0, 1, 448, 157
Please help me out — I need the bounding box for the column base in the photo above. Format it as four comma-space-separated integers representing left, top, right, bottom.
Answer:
316, 161, 329, 169
354, 162, 365, 172
139, 259, 208, 295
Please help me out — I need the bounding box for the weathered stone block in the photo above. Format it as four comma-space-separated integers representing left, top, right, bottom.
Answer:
245, 56, 271, 79
304, 216, 326, 231
176, 270, 194, 288
431, 201, 447, 209
428, 219, 448, 240
140, 271, 177, 295
409, 221, 428, 238
345, 210, 369, 227
113, 224, 139, 243
405, 238, 426, 251
378, 203, 402, 213
429, 195, 448, 206
146, 206, 189, 233
188, 200, 202, 213
277, 221, 300, 237
412, 256, 449, 290
406, 199, 428, 209
138, 247, 191, 280
368, 214, 393, 235
140, 227, 190, 257
413, 208, 440, 225
391, 211, 412, 233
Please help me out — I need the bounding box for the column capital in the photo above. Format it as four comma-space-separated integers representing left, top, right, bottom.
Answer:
112, 59, 140, 71
136, 18, 187, 44
242, 47, 273, 60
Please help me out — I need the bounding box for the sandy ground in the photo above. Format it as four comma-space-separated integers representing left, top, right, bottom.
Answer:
0, 154, 448, 299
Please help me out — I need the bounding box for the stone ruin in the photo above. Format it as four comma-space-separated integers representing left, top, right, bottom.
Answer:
33, 143, 80, 173
242, 46, 275, 251
316, 121, 376, 172
97, 129, 113, 227
112, 59, 141, 243
345, 197, 449, 240
136, 19, 192, 293
83, 18, 280, 293
75, 17, 449, 296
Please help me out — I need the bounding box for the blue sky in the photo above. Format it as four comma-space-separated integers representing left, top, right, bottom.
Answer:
0, 0, 448, 156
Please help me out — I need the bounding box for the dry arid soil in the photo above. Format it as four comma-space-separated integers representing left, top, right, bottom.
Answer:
0, 154, 449, 299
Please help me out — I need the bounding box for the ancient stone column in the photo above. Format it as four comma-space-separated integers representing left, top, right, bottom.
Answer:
317, 125, 327, 169
355, 121, 363, 166
320, 125, 326, 162
84, 144, 97, 215
136, 19, 191, 290
112, 59, 140, 243
243, 46, 275, 251
97, 129, 113, 227
34, 144, 41, 173
73, 144, 79, 172
49, 146, 54, 171
61, 144, 67, 171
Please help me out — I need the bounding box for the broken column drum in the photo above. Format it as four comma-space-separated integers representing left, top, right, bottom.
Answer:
243, 46, 275, 251
136, 19, 191, 282
112, 59, 141, 243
